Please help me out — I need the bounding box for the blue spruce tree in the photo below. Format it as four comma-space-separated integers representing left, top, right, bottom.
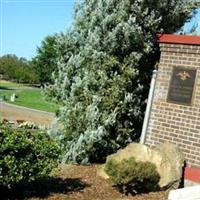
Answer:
46, 0, 198, 163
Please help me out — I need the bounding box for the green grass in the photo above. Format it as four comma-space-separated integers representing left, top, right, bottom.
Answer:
0, 81, 25, 88
0, 81, 59, 113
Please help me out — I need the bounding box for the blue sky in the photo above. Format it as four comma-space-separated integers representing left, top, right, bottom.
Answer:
183, 8, 200, 33
1, 0, 75, 59
0, 1, 200, 60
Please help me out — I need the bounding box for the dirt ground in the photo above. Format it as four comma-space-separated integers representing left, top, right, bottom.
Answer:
0, 94, 169, 200
0, 102, 54, 126
5, 164, 168, 200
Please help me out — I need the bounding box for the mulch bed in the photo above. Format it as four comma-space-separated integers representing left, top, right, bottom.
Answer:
2, 165, 168, 200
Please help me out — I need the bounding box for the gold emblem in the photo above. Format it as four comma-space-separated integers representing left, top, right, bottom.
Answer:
176, 71, 191, 81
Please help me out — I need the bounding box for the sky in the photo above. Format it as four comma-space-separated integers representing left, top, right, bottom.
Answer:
0, 0, 200, 60
183, 8, 200, 33
0, 0, 75, 59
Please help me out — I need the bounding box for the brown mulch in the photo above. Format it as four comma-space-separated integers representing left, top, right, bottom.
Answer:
24, 164, 168, 200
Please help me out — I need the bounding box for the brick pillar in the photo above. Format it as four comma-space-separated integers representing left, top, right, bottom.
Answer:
145, 35, 200, 171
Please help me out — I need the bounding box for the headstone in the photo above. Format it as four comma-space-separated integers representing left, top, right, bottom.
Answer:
10, 93, 16, 102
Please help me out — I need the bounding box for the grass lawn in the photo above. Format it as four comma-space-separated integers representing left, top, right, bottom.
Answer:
0, 81, 25, 88
0, 80, 59, 113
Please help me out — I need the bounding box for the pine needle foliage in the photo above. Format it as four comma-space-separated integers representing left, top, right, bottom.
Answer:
46, 0, 198, 163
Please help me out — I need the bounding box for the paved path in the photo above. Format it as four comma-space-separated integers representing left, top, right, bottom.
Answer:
0, 101, 55, 126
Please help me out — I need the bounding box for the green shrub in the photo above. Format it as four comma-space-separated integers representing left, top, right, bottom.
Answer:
105, 157, 160, 194
0, 123, 61, 188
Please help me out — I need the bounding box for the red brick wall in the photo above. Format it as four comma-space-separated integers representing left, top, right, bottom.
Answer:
146, 43, 200, 168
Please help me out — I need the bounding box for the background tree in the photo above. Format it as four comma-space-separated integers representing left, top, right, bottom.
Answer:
46, 0, 199, 163
0, 54, 38, 84
32, 35, 58, 85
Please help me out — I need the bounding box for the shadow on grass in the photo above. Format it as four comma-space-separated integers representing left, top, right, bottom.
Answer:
0, 86, 14, 90
1, 177, 89, 200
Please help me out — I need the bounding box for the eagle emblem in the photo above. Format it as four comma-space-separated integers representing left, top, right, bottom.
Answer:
176, 71, 191, 81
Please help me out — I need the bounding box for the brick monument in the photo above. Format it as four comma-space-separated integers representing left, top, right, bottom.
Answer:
145, 34, 200, 184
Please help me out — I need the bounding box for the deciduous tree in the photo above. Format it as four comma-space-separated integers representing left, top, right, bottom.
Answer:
32, 35, 58, 85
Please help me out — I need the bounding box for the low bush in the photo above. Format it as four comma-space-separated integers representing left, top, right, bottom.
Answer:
105, 157, 160, 194
0, 123, 61, 188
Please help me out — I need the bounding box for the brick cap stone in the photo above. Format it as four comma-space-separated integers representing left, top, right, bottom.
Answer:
157, 34, 200, 45
185, 165, 200, 183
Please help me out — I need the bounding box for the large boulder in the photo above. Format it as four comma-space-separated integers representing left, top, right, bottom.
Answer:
98, 142, 185, 189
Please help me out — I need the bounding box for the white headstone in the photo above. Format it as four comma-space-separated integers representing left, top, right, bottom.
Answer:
10, 93, 16, 102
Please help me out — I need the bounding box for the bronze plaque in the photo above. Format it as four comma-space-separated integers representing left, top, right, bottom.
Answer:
167, 67, 196, 105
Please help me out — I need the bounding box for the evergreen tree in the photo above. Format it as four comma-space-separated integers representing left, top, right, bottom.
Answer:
46, 0, 198, 163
